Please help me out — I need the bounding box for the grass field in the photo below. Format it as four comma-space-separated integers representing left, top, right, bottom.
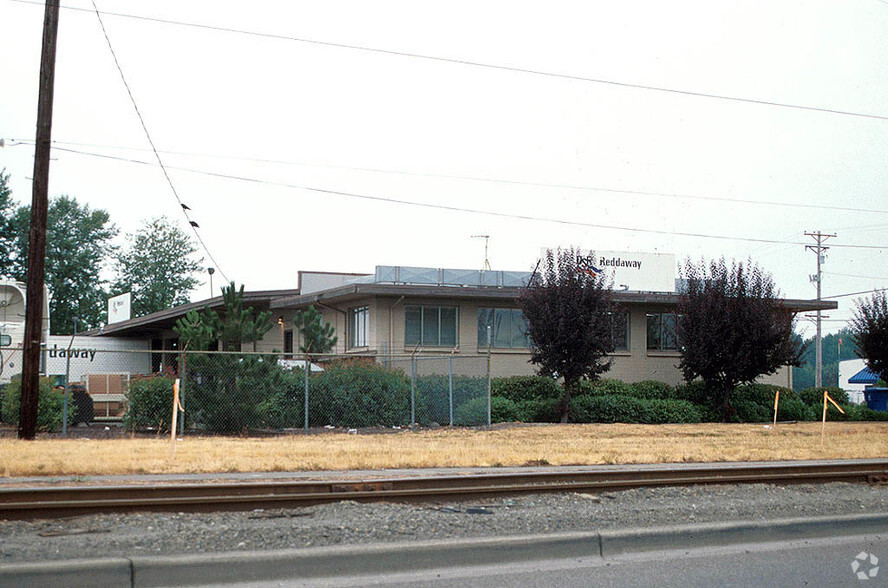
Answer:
1, 422, 886, 478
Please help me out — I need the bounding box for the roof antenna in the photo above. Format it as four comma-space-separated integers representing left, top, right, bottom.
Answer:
471, 235, 491, 271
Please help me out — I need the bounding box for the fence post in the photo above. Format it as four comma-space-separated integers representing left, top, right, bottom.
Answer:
410, 354, 416, 428
448, 355, 453, 426
304, 352, 310, 431
178, 349, 187, 436
487, 325, 492, 427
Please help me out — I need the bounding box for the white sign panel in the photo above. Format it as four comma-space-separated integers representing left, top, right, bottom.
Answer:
582, 250, 675, 292
108, 292, 132, 324
543, 249, 676, 292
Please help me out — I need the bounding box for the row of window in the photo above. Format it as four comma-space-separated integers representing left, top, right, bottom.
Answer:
345, 305, 679, 351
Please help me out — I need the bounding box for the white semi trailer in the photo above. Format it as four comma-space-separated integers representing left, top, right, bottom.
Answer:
0, 279, 50, 383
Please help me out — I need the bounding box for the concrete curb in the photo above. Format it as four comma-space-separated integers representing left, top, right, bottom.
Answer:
2, 513, 886, 587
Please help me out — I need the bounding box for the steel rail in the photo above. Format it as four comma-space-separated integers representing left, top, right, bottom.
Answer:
1, 460, 886, 520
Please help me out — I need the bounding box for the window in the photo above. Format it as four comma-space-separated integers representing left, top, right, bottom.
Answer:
0, 334, 11, 347
405, 305, 457, 347
647, 312, 678, 351
348, 306, 369, 348
609, 311, 630, 351
477, 308, 530, 348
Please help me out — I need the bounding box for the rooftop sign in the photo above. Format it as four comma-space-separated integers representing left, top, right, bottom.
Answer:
583, 250, 675, 292
543, 249, 676, 293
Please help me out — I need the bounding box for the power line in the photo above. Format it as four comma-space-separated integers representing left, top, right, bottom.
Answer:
824, 271, 888, 280
7, 136, 888, 217
37, 143, 888, 251
10, 0, 888, 123
89, 0, 228, 282
822, 287, 888, 300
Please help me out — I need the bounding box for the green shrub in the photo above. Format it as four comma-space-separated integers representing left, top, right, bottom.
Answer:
124, 376, 176, 432
568, 394, 703, 424
629, 380, 676, 400
1, 377, 71, 432
307, 361, 411, 428
798, 387, 850, 406
578, 379, 632, 397
415, 374, 488, 425
775, 395, 813, 421
492, 376, 561, 403
186, 354, 299, 433
514, 397, 561, 422
453, 396, 520, 425
674, 381, 711, 405
730, 399, 771, 423
840, 404, 888, 422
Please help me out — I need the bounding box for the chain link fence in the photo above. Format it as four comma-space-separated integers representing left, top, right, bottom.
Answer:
0, 347, 492, 434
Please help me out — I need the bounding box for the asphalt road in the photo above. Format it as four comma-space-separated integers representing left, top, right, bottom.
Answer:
246, 532, 887, 588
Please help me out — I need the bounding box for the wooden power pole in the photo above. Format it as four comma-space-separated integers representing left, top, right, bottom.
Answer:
805, 231, 835, 390
19, 0, 61, 440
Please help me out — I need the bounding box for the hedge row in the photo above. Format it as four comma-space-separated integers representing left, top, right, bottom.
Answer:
124, 360, 492, 433
120, 362, 888, 433
0, 377, 75, 432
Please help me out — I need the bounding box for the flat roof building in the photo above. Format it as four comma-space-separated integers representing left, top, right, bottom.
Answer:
93, 263, 836, 388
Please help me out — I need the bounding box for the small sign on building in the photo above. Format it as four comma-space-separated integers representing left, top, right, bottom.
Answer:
108, 292, 132, 324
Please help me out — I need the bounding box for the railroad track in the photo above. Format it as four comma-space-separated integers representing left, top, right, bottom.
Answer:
2, 459, 886, 520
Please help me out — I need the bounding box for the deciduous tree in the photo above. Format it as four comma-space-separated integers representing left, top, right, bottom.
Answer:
9, 195, 117, 333
518, 248, 614, 422
111, 216, 202, 317
849, 290, 888, 382
0, 170, 16, 278
676, 258, 804, 420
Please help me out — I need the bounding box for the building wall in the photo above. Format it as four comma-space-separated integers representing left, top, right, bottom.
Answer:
271, 295, 794, 389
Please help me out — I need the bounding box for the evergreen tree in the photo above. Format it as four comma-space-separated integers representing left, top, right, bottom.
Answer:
172, 282, 272, 351
293, 305, 337, 355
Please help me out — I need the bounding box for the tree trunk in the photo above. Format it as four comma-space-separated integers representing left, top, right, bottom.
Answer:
558, 378, 574, 423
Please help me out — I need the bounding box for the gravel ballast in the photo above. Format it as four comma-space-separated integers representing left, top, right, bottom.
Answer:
2, 481, 887, 564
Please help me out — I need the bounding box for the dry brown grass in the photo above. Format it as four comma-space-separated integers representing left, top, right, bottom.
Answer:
1, 422, 886, 478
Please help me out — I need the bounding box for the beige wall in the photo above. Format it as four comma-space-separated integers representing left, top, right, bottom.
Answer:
270, 297, 794, 388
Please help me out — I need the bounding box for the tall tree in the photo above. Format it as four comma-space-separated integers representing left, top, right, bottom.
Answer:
849, 290, 888, 382
676, 258, 804, 420
0, 169, 16, 278
111, 216, 202, 317
519, 248, 614, 422
9, 195, 117, 333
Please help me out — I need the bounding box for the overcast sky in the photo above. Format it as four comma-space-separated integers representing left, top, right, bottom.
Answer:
1, 0, 886, 336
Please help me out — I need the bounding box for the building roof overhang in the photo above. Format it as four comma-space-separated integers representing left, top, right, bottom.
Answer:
87, 289, 300, 338
269, 283, 837, 313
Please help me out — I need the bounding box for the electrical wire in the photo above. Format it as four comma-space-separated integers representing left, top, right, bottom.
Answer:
9, 0, 888, 123
89, 0, 228, 282
6, 137, 888, 217
822, 287, 888, 300
38, 143, 888, 252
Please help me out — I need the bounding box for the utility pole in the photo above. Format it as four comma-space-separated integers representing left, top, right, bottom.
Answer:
19, 0, 61, 440
805, 231, 835, 389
